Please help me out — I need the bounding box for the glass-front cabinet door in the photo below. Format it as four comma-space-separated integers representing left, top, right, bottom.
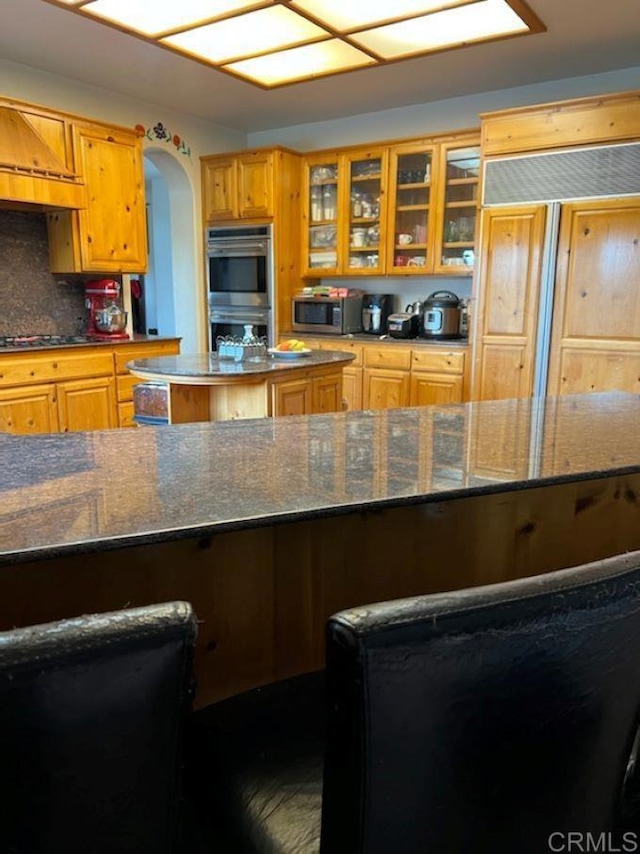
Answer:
342, 146, 387, 277
302, 153, 341, 277
433, 140, 480, 276
387, 143, 436, 274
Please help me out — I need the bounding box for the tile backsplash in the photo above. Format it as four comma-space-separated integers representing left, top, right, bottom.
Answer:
0, 210, 87, 336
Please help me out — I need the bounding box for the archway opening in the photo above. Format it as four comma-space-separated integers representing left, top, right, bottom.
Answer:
142, 150, 201, 353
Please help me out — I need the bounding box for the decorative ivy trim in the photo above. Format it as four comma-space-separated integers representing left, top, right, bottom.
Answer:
135, 122, 191, 157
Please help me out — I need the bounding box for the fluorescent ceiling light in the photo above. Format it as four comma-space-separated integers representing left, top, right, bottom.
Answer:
43, 0, 544, 88
227, 39, 375, 85
290, 0, 475, 32
81, 0, 269, 37
351, 0, 528, 58
164, 5, 326, 64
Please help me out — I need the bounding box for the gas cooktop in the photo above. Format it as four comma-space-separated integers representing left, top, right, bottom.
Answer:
0, 335, 98, 349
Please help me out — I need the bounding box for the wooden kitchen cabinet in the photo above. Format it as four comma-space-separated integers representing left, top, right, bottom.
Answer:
300, 131, 479, 283
386, 141, 436, 274
0, 351, 115, 435
363, 345, 411, 410
202, 157, 236, 221
308, 337, 468, 411
312, 372, 343, 413
342, 146, 388, 276
0, 383, 58, 434
432, 139, 480, 275
471, 204, 547, 401
312, 338, 364, 410
48, 122, 147, 273
201, 149, 279, 222
410, 348, 466, 405
113, 338, 181, 428
271, 378, 312, 417
364, 368, 410, 409
302, 152, 341, 276
56, 376, 117, 432
302, 146, 388, 277
0, 339, 180, 435
410, 374, 463, 405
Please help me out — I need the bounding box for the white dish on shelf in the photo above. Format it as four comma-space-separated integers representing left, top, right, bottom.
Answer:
268, 348, 312, 359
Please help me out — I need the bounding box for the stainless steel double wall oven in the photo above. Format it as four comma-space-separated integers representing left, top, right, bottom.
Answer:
206, 224, 274, 349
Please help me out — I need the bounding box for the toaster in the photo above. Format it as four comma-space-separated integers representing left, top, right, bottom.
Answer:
387, 312, 419, 339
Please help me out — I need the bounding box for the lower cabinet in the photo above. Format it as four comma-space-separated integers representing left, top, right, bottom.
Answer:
0, 339, 181, 435
363, 346, 411, 410
57, 377, 117, 432
364, 368, 411, 409
271, 372, 343, 417
342, 368, 363, 411
0, 384, 59, 434
113, 339, 181, 428
309, 337, 467, 411
409, 349, 466, 406
272, 378, 312, 417
410, 373, 463, 406
312, 372, 343, 413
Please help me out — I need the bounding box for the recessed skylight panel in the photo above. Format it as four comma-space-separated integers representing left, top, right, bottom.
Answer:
164, 6, 327, 64
81, 0, 269, 37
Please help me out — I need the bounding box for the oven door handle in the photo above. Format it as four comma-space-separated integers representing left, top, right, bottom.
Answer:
210, 310, 269, 323
207, 243, 267, 257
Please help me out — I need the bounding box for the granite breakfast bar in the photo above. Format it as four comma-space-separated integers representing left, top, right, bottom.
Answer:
2, 392, 640, 707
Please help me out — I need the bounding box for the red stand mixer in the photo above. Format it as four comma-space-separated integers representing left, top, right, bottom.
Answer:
85, 279, 129, 340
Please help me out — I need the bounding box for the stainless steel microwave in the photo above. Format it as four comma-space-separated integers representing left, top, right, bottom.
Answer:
292, 295, 363, 335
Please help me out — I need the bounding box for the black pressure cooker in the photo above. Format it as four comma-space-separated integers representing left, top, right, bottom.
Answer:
421, 291, 462, 340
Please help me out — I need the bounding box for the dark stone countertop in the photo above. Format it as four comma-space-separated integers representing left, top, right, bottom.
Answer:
1, 391, 639, 566
295, 333, 468, 347
127, 349, 355, 381
0, 334, 181, 355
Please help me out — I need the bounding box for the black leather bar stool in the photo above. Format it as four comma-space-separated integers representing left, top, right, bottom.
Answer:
0, 601, 197, 854
188, 551, 640, 854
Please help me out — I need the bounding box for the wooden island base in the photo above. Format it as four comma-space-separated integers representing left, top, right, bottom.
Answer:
3, 471, 640, 708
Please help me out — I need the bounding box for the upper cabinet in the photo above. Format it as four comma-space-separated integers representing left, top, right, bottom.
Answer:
48, 122, 147, 273
432, 141, 480, 275
202, 149, 276, 222
302, 152, 340, 276
386, 142, 436, 274
343, 146, 388, 276
302, 145, 388, 277
302, 132, 479, 278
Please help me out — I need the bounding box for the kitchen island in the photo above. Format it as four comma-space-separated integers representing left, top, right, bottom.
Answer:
127, 349, 355, 422
2, 392, 640, 706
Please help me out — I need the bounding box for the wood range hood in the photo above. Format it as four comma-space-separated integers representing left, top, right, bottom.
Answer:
0, 106, 85, 211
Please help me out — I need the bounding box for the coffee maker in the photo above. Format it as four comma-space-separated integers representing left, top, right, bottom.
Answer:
85, 279, 129, 340
362, 294, 393, 335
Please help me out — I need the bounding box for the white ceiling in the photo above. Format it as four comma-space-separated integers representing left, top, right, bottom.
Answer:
1, 0, 640, 133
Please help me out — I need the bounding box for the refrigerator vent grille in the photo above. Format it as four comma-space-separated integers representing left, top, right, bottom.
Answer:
483, 143, 640, 205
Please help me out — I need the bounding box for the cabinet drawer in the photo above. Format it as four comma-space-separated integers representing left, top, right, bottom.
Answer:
411, 349, 465, 374
116, 373, 141, 402
114, 341, 180, 374
364, 346, 411, 370
0, 352, 113, 386
313, 339, 364, 367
